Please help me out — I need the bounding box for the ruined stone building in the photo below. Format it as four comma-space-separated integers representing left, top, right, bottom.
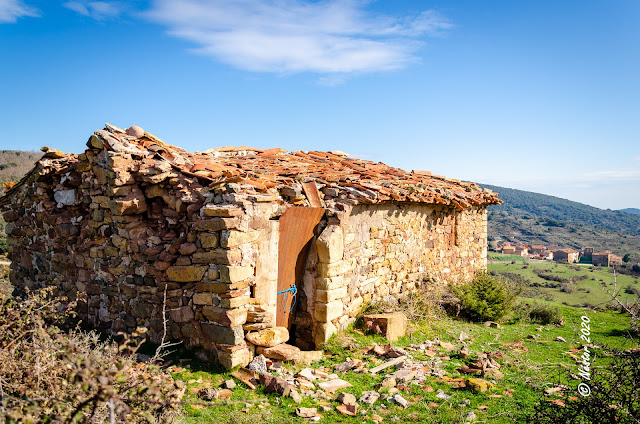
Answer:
0, 124, 500, 368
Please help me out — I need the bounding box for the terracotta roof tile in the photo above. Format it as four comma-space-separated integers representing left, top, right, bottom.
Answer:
1, 125, 502, 210
111, 125, 500, 208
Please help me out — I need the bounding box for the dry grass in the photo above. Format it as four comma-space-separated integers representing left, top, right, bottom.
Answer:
0, 287, 184, 423
361, 283, 447, 323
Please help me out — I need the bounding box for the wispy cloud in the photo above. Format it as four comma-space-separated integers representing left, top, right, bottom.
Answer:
63, 1, 122, 20
0, 0, 38, 23
146, 0, 451, 77
581, 169, 640, 182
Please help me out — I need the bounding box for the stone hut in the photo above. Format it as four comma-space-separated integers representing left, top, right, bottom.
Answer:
0, 124, 500, 368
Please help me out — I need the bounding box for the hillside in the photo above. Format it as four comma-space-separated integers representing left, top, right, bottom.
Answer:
481, 184, 640, 235
487, 210, 640, 263
621, 208, 640, 215
0, 150, 42, 187
0, 150, 42, 253
481, 184, 640, 263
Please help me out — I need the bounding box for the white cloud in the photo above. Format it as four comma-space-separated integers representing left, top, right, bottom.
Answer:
146, 0, 451, 77
581, 169, 640, 182
0, 0, 38, 23
63, 1, 122, 20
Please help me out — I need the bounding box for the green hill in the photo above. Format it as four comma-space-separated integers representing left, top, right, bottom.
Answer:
481, 184, 640, 236
0, 150, 42, 187
482, 184, 640, 263
621, 208, 640, 215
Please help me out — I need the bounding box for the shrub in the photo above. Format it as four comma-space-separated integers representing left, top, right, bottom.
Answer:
361, 282, 445, 322
528, 302, 563, 325
560, 284, 574, 293
530, 347, 640, 423
454, 272, 520, 322
511, 300, 563, 325
0, 288, 184, 422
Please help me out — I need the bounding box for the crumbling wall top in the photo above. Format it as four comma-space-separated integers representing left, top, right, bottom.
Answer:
0, 124, 501, 211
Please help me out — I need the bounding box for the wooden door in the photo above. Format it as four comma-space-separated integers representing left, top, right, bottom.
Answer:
276, 207, 324, 329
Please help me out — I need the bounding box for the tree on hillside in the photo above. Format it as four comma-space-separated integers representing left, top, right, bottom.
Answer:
624, 253, 631, 263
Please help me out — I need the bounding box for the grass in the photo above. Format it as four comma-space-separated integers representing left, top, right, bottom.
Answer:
488, 253, 640, 307
168, 303, 636, 423
1, 256, 637, 423
487, 252, 528, 262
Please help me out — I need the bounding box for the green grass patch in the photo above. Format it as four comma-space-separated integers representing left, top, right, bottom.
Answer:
172, 302, 636, 423
487, 252, 528, 262
489, 254, 640, 307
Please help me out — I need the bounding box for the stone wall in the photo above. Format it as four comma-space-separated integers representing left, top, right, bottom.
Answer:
311, 203, 488, 346
1, 149, 285, 368
2, 148, 489, 369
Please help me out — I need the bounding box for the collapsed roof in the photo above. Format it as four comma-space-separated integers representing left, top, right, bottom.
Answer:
1, 124, 501, 210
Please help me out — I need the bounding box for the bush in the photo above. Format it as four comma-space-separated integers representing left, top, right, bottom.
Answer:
530, 347, 640, 423
454, 272, 520, 322
511, 300, 563, 325
528, 302, 563, 325
0, 288, 184, 422
361, 282, 445, 322
560, 284, 574, 293
626, 284, 639, 296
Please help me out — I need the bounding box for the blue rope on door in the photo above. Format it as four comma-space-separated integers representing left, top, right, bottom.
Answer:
277, 284, 297, 313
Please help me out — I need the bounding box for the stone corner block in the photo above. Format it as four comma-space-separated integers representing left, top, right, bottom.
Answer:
202, 306, 248, 327
203, 205, 244, 217
166, 266, 207, 282
217, 346, 253, 369
220, 229, 261, 248
201, 322, 245, 345
316, 225, 344, 264
314, 322, 337, 348
314, 300, 343, 322
318, 258, 356, 278
315, 286, 348, 303
220, 265, 255, 284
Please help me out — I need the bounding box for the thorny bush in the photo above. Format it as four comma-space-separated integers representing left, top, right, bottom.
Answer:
0, 287, 185, 423
531, 347, 640, 423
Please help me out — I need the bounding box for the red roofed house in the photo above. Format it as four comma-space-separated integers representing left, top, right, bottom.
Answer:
501, 245, 516, 255
530, 245, 546, 255
553, 249, 580, 263
0, 124, 500, 368
610, 254, 623, 265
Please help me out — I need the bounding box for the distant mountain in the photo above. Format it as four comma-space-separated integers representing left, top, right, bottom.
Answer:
620, 208, 640, 215
0, 150, 42, 187
481, 184, 640, 236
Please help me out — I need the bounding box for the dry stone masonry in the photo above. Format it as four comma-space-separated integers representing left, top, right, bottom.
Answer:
0, 124, 500, 369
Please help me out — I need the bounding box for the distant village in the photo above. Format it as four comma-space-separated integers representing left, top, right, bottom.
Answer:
494, 241, 623, 267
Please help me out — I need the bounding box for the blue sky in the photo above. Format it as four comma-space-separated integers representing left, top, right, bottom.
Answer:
1, 1, 638, 209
